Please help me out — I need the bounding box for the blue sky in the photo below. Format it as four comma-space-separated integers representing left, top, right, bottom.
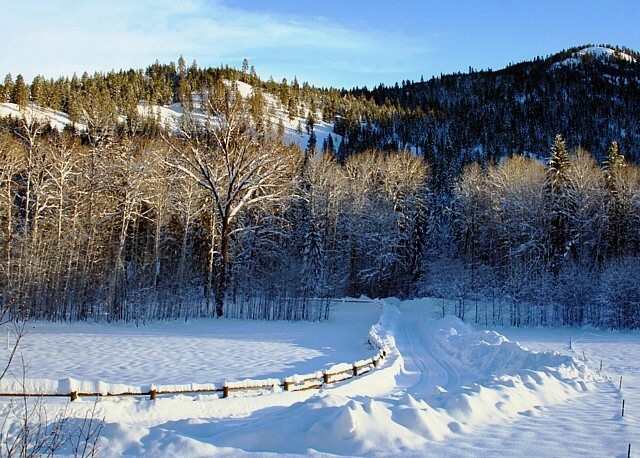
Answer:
2, 0, 639, 89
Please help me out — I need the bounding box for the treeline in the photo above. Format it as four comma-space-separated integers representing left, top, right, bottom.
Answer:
0, 82, 431, 323
0, 48, 639, 327
447, 136, 640, 329
1, 94, 639, 328
3, 44, 639, 179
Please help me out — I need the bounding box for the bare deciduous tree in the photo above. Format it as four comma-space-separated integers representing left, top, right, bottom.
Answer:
164, 82, 291, 317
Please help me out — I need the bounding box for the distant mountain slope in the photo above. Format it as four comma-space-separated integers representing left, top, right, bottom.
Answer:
553, 45, 637, 67
1, 44, 638, 179
349, 45, 640, 178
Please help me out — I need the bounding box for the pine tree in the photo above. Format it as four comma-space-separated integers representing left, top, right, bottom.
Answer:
11, 74, 30, 108
301, 214, 324, 300
177, 55, 187, 78
306, 111, 315, 134
30, 75, 45, 105
335, 139, 348, 165
604, 141, 624, 191
189, 59, 198, 76
3, 73, 13, 102
277, 118, 285, 139
603, 141, 627, 256
306, 131, 317, 155
288, 98, 297, 120
547, 134, 570, 189
326, 135, 335, 155
545, 134, 572, 275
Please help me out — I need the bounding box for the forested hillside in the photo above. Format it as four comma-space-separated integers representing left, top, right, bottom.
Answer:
347, 45, 640, 190
0, 45, 638, 328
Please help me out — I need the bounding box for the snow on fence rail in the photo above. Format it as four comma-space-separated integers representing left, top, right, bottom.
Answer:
0, 349, 388, 402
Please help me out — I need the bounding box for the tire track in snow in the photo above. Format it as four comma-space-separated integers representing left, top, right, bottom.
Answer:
394, 303, 462, 398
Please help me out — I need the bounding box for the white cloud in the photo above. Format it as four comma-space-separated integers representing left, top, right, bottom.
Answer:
1, 0, 429, 87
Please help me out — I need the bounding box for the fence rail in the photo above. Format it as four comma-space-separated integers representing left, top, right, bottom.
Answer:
0, 350, 387, 402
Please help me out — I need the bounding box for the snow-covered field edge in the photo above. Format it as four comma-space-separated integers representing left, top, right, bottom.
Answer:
0, 337, 387, 401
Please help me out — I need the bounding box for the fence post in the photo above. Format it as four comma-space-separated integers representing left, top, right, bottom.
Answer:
620, 376, 624, 390
353, 364, 359, 377
284, 381, 292, 392
150, 389, 157, 401
373, 357, 379, 368
70, 391, 78, 402
599, 360, 602, 371
622, 399, 626, 417
223, 385, 230, 399
628, 443, 631, 458
323, 372, 330, 385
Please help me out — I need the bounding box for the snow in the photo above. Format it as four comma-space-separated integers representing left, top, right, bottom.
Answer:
138, 79, 341, 153
1, 79, 341, 155
576, 46, 636, 62
0, 301, 380, 394
1, 298, 638, 457
0, 102, 73, 131
554, 46, 637, 68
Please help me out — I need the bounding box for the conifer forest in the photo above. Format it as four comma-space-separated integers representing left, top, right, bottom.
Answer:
0, 45, 639, 328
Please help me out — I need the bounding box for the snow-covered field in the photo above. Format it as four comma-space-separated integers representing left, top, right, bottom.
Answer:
1, 298, 637, 457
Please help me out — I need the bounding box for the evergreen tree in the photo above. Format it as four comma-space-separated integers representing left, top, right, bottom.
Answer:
545, 134, 572, 275
11, 74, 30, 108
604, 140, 624, 190
189, 59, 198, 76
2, 73, 13, 102
177, 55, 187, 78
277, 118, 285, 139
326, 135, 335, 155
288, 98, 297, 120
306, 111, 315, 134
30, 75, 46, 105
547, 135, 571, 188
603, 141, 627, 256
301, 217, 324, 298
306, 131, 317, 155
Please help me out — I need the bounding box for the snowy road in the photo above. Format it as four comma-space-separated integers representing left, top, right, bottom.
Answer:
394, 300, 461, 398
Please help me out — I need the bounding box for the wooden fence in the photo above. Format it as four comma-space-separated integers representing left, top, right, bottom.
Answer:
0, 349, 387, 402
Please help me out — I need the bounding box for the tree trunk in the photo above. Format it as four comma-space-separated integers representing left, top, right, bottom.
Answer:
215, 218, 230, 318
